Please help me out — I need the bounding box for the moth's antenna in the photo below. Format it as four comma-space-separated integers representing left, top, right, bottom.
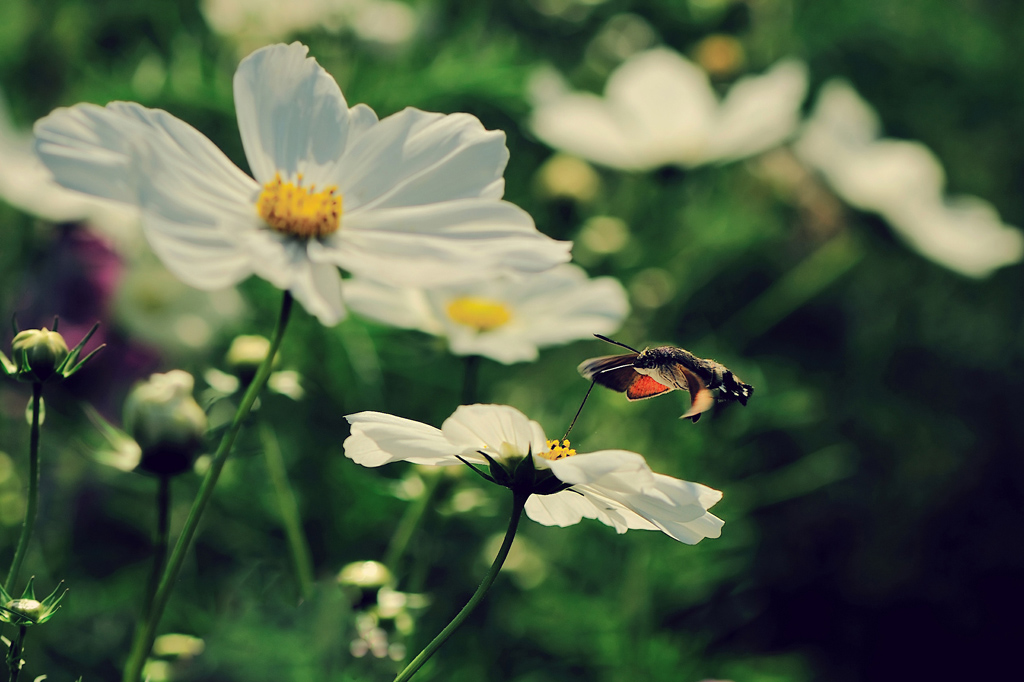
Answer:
563, 380, 596, 441
594, 334, 641, 354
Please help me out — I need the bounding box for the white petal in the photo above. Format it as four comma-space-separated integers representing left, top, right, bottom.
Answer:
707, 59, 808, 163
0, 94, 138, 231
828, 140, 945, 213
446, 328, 540, 364
440, 404, 547, 461
313, 199, 572, 286
344, 411, 461, 467
342, 278, 440, 333
524, 490, 590, 527
34, 102, 145, 205
530, 49, 719, 170
513, 267, 629, 346
530, 92, 651, 170
604, 48, 718, 167
233, 42, 352, 185
242, 232, 347, 324
544, 450, 658, 492
581, 474, 725, 544
35, 101, 260, 289
797, 79, 881, 158
887, 195, 1024, 277
526, 488, 651, 534
540, 450, 725, 543
332, 107, 508, 211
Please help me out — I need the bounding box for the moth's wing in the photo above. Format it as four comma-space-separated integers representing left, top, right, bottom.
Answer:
578, 354, 639, 393
625, 374, 673, 401
666, 366, 715, 422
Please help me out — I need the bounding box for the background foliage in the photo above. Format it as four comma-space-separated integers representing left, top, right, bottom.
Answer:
1, 1, 1023, 681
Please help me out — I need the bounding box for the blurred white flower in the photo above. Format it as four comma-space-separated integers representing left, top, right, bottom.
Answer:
0, 88, 138, 247
344, 404, 724, 544
794, 79, 1024, 277
35, 42, 571, 326
344, 264, 629, 364
113, 253, 246, 353
202, 0, 418, 48
529, 47, 808, 171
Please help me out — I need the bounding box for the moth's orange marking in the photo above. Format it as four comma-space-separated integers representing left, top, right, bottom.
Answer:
626, 374, 672, 400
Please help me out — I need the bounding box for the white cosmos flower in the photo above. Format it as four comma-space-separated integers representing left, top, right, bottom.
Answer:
529, 48, 808, 171
344, 404, 724, 544
344, 263, 630, 364
33, 42, 572, 326
793, 79, 1024, 278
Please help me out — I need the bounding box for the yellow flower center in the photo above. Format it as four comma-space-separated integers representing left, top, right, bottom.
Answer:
537, 439, 576, 460
256, 173, 342, 238
446, 297, 512, 331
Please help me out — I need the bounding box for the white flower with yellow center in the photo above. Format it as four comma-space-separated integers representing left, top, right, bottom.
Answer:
343, 263, 629, 364
344, 404, 724, 544
529, 48, 807, 171
33, 42, 572, 326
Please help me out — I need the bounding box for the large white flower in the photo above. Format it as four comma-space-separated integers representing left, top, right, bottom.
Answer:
344, 404, 724, 544
529, 48, 807, 171
34, 42, 572, 326
793, 79, 1023, 278
344, 263, 630, 364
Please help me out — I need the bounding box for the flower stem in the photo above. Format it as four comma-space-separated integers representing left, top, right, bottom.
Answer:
4, 382, 42, 593
393, 490, 528, 682
383, 471, 442, 575
260, 422, 315, 602
141, 476, 171, 622
6, 625, 27, 682
122, 291, 293, 682
461, 354, 480, 404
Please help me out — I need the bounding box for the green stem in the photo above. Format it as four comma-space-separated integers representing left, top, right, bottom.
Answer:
461, 355, 480, 405
6, 625, 26, 682
141, 476, 171, 622
385, 353, 479, 586
382, 472, 442, 575
122, 292, 293, 682
718, 233, 864, 341
5, 383, 42, 593
393, 490, 527, 682
260, 422, 314, 602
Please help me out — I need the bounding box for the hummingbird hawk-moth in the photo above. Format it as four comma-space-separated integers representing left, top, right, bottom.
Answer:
577, 335, 754, 422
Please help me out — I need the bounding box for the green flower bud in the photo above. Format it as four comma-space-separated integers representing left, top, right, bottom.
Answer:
225, 335, 275, 385
124, 370, 207, 476
10, 329, 68, 382
0, 578, 66, 626
4, 599, 42, 622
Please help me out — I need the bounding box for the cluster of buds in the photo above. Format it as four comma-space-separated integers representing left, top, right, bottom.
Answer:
0, 320, 103, 384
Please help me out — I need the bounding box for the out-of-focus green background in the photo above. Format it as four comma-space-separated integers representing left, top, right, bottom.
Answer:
1, 1, 1023, 680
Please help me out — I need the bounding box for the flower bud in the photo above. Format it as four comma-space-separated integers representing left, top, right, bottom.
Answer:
338, 561, 392, 589
4, 599, 42, 622
124, 370, 207, 476
11, 328, 69, 382
225, 335, 274, 385
0, 578, 66, 626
